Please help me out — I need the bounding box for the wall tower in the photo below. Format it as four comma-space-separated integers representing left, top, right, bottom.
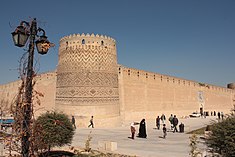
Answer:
227, 83, 235, 90
56, 33, 120, 127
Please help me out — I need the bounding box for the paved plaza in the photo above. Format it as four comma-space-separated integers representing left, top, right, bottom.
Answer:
69, 116, 217, 157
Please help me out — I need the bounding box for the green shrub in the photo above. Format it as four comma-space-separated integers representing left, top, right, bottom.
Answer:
33, 111, 75, 151
206, 115, 235, 157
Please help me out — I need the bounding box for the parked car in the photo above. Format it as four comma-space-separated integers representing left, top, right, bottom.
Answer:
189, 112, 201, 118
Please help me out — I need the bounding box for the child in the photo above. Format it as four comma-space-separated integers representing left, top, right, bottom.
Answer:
163, 124, 167, 139
130, 122, 136, 139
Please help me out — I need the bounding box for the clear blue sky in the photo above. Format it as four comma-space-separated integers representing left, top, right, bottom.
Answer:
0, 0, 234, 87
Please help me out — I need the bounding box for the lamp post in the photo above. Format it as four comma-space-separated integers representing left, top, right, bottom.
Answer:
11, 18, 52, 157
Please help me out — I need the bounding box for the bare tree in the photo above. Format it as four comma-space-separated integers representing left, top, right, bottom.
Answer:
4, 53, 44, 156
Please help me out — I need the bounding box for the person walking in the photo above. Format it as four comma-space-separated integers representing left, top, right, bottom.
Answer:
168, 114, 174, 130
88, 116, 94, 128
221, 112, 224, 120
172, 115, 178, 133
130, 122, 136, 139
156, 116, 161, 130
71, 115, 76, 129
161, 114, 166, 124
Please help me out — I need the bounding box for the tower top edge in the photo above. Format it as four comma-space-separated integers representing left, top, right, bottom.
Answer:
60, 33, 116, 42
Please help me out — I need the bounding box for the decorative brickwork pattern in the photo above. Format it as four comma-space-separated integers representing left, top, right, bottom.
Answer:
56, 34, 119, 108
1, 33, 235, 127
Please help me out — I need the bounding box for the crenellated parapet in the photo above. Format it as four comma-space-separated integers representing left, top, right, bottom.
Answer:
34, 71, 56, 80
59, 33, 116, 53
58, 33, 117, 73
118, 65, 234, 93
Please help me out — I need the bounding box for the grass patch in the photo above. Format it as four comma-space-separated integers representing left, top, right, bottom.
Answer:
187, 127, 206, 135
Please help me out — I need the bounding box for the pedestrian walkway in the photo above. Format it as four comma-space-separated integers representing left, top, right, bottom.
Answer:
70, 117, 216, 157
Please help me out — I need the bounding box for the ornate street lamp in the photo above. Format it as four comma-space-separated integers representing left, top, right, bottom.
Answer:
11, 21, 29, 47
35, 28, 50, 55
11, 18, 53, 157
11, 21, 52, 54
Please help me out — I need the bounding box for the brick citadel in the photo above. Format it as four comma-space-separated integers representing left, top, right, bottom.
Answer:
1, 33, 235, 127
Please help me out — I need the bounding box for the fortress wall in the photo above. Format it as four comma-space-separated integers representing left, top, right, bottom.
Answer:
0, 80, 21, 115
207, 87, 235, 113
1, 33, 235, 128
118, 66, 235, 123
1, 66, 234, 127
0, 72, 56, 117
33, 72, 56, 116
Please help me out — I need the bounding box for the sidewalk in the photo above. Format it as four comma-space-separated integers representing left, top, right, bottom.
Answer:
70, 117, 216, 157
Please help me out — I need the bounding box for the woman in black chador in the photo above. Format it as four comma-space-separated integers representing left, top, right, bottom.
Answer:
138, 119, 147, 138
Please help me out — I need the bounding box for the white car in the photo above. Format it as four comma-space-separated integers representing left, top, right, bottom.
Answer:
189, 112, 201, 118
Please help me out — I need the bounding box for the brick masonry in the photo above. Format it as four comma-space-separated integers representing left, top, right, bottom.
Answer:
0, 33, 234, 127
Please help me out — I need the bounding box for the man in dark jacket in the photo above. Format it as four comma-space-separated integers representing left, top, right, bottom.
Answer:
172, 115, 178, 133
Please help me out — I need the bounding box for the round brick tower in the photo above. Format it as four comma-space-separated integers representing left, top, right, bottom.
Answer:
56, 33, 120, 127
227, 83, 235, 90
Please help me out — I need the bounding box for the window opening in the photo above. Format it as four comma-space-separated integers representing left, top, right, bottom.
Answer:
82, 39, 85, 44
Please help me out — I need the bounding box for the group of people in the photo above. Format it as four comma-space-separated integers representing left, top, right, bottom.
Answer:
71, 115, 94, 129
130, 114, 181, 140
156, 114, 179, 133
156, 114, 166, 129
130, 119, 147, 139
210, 111, 224, 120
156, 115, 167, 138
201, 111, 224, 120
168, 114, 179, 133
